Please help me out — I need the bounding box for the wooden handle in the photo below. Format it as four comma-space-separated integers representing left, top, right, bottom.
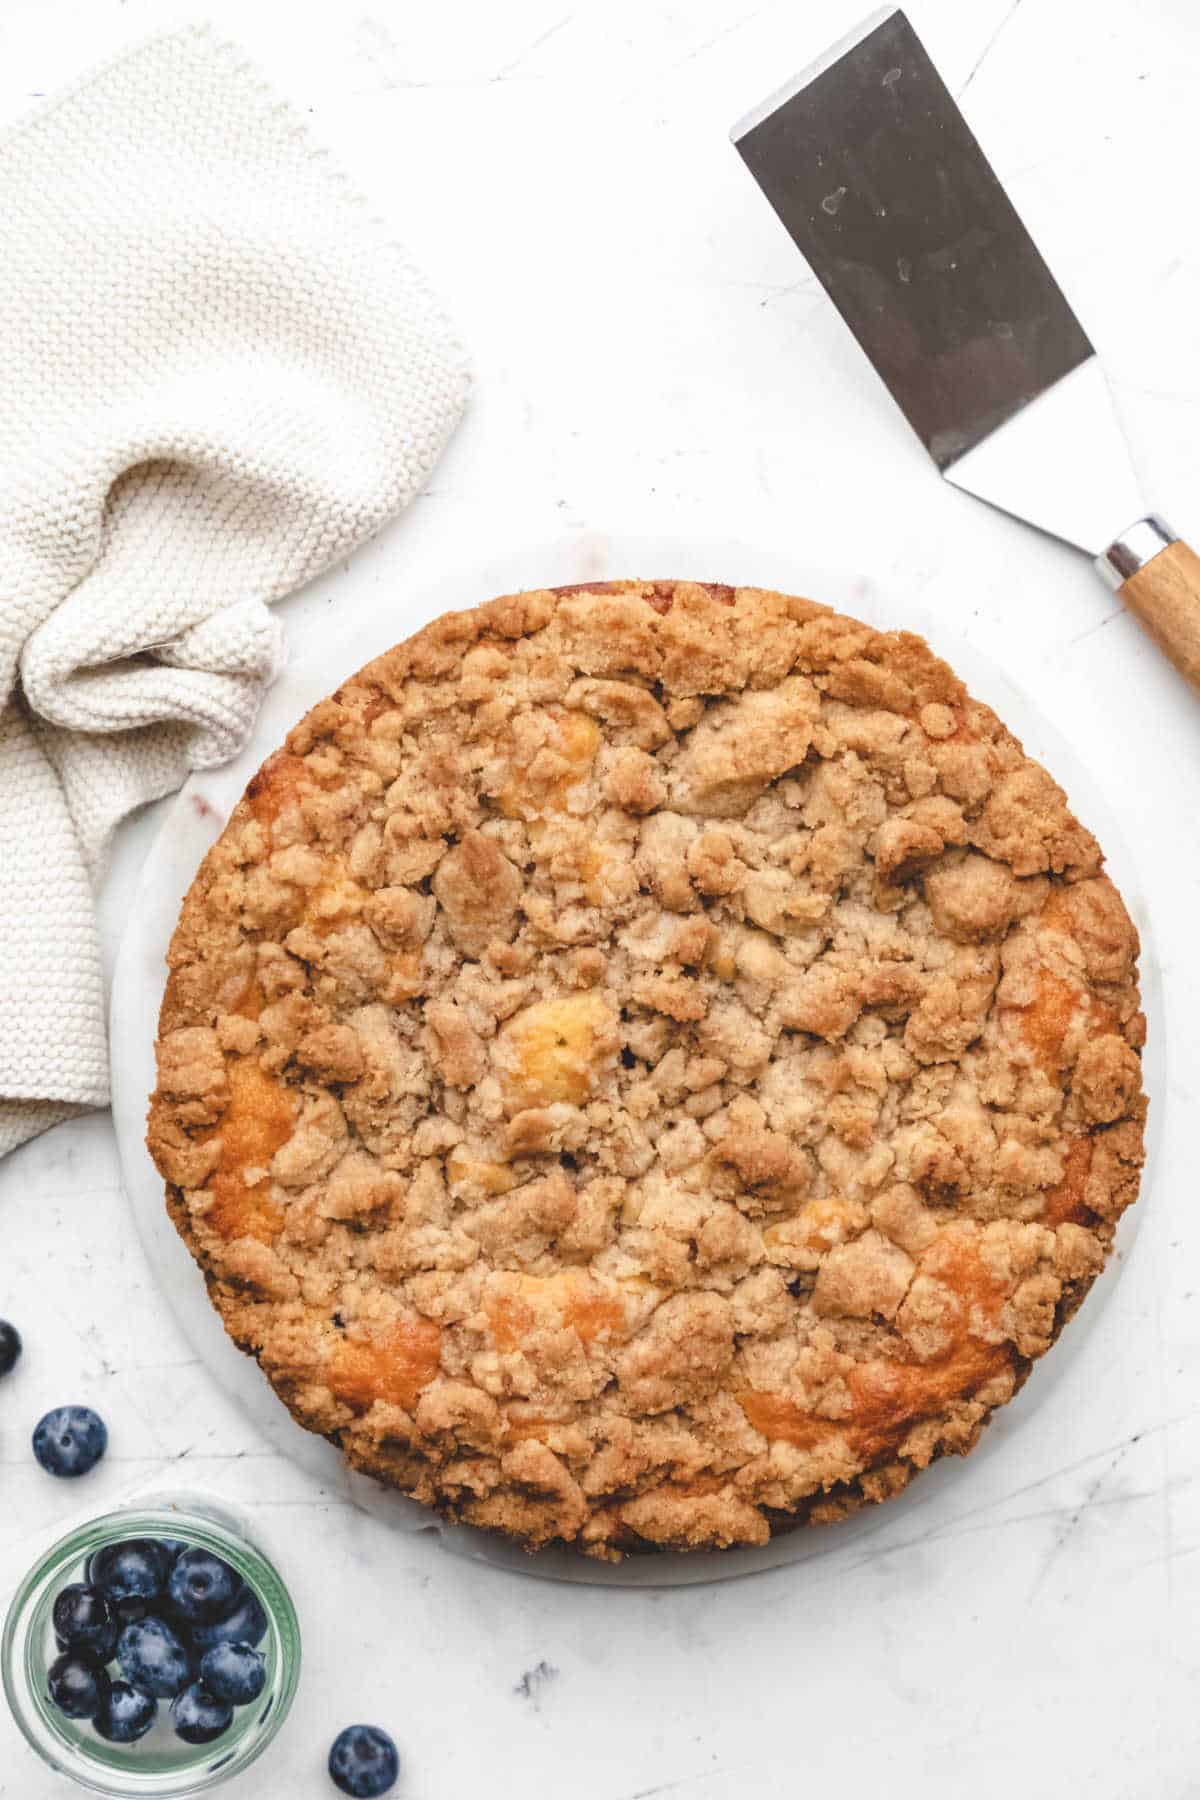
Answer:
1120, 538, 1200, 693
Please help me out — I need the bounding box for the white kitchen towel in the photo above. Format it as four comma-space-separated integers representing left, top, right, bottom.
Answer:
0, 25, 469, 1158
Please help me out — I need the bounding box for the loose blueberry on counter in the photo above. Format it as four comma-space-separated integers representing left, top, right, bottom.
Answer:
0, 1319, 21, 1377
51, 1585, 118, 1660
199, 1641, 265, 1706
117, 1616, 193, 1700
91, 1539, 170, 1618
328, 1725, 400, 1798
167, 1548, 240, 1624
33, 1406, 107, 1478
171, 1681, 233, 1745
189, 1585, 267, 1652
47, 1652, 111, 1721
94, 1680, 157, 1744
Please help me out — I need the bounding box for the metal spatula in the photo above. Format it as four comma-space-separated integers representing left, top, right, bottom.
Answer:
732, 6, 1200, 693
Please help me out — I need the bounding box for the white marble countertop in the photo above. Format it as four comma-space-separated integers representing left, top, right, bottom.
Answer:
3, 2, 1200, 1795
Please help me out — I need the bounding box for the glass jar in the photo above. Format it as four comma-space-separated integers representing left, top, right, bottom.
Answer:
3, 1499, 301, 1796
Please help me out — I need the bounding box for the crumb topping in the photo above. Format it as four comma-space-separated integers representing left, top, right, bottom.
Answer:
148, 581, 1146, 1558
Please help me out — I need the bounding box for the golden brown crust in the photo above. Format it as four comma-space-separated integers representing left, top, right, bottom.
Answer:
147, 580, 1147, 1559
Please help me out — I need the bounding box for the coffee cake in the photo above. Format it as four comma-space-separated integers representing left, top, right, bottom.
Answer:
148, 581, 1146, 1558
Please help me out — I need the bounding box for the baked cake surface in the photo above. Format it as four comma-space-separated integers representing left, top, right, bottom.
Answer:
148, 581, 1146, 1558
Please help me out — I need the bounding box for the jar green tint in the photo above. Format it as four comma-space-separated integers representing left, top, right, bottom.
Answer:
3, 1503, 300, 1796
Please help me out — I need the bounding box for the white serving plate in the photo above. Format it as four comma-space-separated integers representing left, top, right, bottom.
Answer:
110, 532, 1164, 1588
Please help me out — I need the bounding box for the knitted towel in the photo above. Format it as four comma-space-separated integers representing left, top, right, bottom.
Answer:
0, 26, 469, 1158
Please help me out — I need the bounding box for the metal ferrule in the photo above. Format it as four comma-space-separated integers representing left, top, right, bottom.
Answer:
1097, 516, 1178, 590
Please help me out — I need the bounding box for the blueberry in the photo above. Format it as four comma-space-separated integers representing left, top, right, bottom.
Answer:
198, 1641, 265, 1706
32, 1406, 107, 1478
167, 1549, 240, 1624
94, 1680, 157, 1744
0, 1320, 21, 1377
158, 1538, 190, 1563
91, 1540, 170, 1618
117, 1616, 193, 1699
171, 1681, 232, 1745
47, 1652, 111, 1721
188, 1586, 267, 1652
328, 1725, 400, 1798
51, 1585, 118, 1659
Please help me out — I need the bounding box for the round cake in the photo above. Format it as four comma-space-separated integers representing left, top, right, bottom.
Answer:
148, 580, 1147, 1559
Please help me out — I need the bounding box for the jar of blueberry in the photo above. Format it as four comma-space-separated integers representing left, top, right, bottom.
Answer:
2, 1500, 300, 1796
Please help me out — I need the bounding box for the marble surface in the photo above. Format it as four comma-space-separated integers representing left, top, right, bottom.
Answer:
3, 0, 1200, 1794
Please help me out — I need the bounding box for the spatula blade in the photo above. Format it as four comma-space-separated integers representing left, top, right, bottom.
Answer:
732, 8, 1143, 552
